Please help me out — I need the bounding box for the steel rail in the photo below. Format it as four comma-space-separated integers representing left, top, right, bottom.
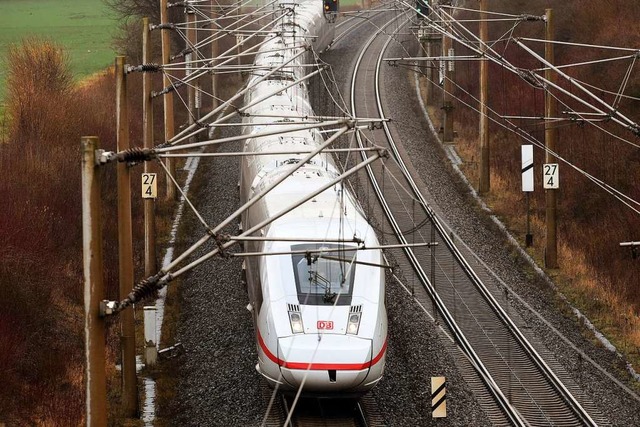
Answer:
366, 11, 598, 427
330, 2, 391, 49
377, 20, 599, 427
348, 11, 527, 427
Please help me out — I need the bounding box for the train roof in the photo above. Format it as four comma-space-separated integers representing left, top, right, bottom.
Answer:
256, 165, 369, 234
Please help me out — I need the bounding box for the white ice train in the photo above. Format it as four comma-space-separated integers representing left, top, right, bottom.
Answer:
239, 0, 387, 396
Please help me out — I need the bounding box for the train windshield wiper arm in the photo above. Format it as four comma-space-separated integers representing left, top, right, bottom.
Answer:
308, 271, 337, 303
309, 270, 330, 289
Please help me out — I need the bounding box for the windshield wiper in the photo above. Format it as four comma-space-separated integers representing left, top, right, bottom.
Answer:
308, 270, 337, 303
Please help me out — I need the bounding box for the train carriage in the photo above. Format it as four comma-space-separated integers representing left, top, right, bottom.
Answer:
241, 0, 387, 396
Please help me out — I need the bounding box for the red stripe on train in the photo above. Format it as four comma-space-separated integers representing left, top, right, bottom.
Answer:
258, 331, 387, 371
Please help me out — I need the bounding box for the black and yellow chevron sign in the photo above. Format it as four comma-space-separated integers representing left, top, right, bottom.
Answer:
431, 376, 447, 418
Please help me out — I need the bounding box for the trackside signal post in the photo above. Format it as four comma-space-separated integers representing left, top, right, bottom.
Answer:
522, 145, 534, 247
431, 376, 447, 418
416, 0, 428, 19
323, 0, 338, 13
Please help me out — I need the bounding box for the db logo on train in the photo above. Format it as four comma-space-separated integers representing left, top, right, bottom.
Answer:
317, 320, 334, 330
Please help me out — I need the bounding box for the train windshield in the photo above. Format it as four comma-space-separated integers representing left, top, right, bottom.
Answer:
291, 244, 356, 306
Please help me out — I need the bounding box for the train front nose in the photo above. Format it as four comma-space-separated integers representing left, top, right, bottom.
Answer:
277, 334, 372, 392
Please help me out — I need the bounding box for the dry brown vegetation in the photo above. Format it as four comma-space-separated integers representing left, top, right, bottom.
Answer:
0, 36, 165, 425
0, 4, 245, 419
448, 0, 640, 364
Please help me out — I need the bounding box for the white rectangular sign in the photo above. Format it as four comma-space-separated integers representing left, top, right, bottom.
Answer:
543, 163, 559, 189
142, 173, 157, 199
521, 145, 534, 192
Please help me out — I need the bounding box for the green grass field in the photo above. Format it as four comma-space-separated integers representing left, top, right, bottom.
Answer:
0, 0, 116, 100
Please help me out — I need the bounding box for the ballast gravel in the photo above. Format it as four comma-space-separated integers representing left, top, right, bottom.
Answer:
168, 12, 640, 427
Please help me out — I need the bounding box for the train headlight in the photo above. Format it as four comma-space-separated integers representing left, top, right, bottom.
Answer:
346, 312, 361, 335
289, 312, 304, 334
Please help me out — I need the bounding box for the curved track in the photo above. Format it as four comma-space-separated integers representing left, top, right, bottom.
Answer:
348, 9, 609, 427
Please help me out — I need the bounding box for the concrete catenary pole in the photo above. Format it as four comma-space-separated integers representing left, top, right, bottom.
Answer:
442, 11, 454, 143
142, 18, 157, 277
545, 8, 558, 268
478, 0, 490, 193
142, 17, 159, 367
236, 0, 243, 73
426, 5, 438, 106
81, 136, 108, 427
421, 36, 429, 104
116, 56, 139, 418
426, 32, 436, 106
419, 16, 430, 105
211, 0, 220, 111
186, 4, 196, 143
160, 0, 177, 200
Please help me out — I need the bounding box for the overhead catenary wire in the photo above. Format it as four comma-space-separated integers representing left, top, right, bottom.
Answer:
518, 36, 640, 52
402, 1, 640, 217
531, 53, 640, 73
513, 38, 640, 134
164, 15, 286, 92
420, 62, 640, 215
445, 5, 527, 18
158, 146, 384, 158
394, 6, 640, 209
105, 93, 387, 309
105, 2, 640, 420
104, 150, 386, 315
166, 45, 314, 144
102, 0, 412, 331
418, 1, 636, 193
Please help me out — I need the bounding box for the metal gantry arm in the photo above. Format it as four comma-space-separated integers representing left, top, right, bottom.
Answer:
167, 45, 313, 145
514, 38, 640, 135
157, 120, 351, 153
425, 5, 640, 138
158, 146, 384, 158
152, 125, 353, 281
100, 147, 387, 316
157, 15, 286, 97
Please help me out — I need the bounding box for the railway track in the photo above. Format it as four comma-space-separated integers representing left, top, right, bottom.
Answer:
348, 9, 610, 427
261, 383, 384, 427
332, 3, 395, 48
279, 394, 384, 427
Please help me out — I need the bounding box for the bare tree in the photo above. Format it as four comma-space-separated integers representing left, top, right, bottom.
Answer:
103, 0, 182, 60
104, 0, 162, 23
